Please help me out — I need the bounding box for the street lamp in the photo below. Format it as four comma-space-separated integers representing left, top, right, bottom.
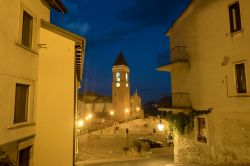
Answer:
125, 109, 130, 122
85, 113, 92, 133
110, 110, 114, 116
77, 119, 84, 128
87, 113, 92, 119
157, 123, 164, 131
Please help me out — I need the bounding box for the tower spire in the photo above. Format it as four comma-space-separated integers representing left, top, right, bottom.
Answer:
113, 51, 128, 66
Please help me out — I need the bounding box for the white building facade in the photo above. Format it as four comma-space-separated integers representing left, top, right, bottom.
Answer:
158, 0, 250, 165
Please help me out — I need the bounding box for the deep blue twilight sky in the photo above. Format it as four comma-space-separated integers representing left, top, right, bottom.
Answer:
51, 0, 191, 103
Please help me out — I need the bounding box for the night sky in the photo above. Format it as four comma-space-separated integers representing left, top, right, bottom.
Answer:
51, 0, 191, 103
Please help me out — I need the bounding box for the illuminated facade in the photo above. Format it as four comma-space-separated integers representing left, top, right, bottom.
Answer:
112, 52, 131, 121
35, 21, 85, 166
78, 52, 143, 122
0, 0, 85, 165
158, 0, 250, 165
130, 89, 143, 119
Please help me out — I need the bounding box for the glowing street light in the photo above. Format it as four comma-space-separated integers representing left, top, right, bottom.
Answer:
157, 123, 164, 131
87, 113, 92, 119
125, 109, 129, 113
110, 110, 114, 116
77, 119, 84, 128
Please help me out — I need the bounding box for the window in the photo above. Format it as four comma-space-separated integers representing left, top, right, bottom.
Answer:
116, 82, 120, 87
229, 1, 242, 33
197, 117, 207, 143
19, 146, 31, 166
116, 72, 120, 81
125, 73, 128, 81
126, 83, 128, 87
21, 11, 33, 48
235, 63, 247, 93
14, 84, 29, 124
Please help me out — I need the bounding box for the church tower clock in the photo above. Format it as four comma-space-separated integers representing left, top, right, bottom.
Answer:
112, 52, 130, 121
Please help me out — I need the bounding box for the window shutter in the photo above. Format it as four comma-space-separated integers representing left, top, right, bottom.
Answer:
235, 2, 242, 31
229, 5, 234, 32
21, 11, 33, 48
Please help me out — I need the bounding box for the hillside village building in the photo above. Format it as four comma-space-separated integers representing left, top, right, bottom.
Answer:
158, 0, 250, 165
0, 0, 85, 166
78, 53, 143, 123
78, 92, 113, 118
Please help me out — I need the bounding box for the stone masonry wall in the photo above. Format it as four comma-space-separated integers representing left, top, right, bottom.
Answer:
174, 112, 250, 165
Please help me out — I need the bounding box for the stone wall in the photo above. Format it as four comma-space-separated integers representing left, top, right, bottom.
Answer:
174, 131, 210, 165
174, 112, 250, 165
214, 117, 250, 164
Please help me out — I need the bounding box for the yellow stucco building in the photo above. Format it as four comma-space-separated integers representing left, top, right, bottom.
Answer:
0, 0, 85, 165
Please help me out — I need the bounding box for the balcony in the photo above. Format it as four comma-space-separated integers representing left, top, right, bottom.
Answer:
157, 46, 189, 71
158, 93, 191, 113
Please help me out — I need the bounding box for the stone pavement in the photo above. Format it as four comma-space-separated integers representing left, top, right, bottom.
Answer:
76, 118, 173, 165
77, 133, 172, 161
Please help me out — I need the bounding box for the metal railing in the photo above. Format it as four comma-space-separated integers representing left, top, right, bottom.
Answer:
170, 46, 188, 63
157, 46, 188, 68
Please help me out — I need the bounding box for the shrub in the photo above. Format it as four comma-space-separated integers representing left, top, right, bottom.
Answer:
0, 149, 14, 166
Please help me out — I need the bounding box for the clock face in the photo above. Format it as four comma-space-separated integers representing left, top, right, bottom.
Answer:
116, 82, 120, 87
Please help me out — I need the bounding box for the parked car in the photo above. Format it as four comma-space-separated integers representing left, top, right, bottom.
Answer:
138, 138, 163, 148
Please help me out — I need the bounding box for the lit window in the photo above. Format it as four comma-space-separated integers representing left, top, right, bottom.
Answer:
126, 83, 128, 87
14, 84, 29, 124
22, 11, 33, 48
116, 72, 120, 81
116, 82, 120, 87
197, 117, 207, 143
229, 1, 242, 33
235, 63, 247, 93
125, 73, 128, 81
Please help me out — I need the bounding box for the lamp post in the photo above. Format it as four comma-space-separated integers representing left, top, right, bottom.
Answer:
85, 113, 92, 133
157, 118, 165, 132
125, 108, 129, 122
110, 110, 114, 116
77, 119, 84, 129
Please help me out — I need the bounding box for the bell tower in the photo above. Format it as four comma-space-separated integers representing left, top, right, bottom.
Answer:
112, 52, 130, 121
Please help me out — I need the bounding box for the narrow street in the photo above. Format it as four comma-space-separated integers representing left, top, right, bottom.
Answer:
83, 153, 173, 166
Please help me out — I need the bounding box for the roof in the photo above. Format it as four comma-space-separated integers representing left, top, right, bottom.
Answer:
78, 92, 112, 103
44, 0, 67, 13
41, 20, 85, 43
165, 0, 193, 36
113, 52, 128, 66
